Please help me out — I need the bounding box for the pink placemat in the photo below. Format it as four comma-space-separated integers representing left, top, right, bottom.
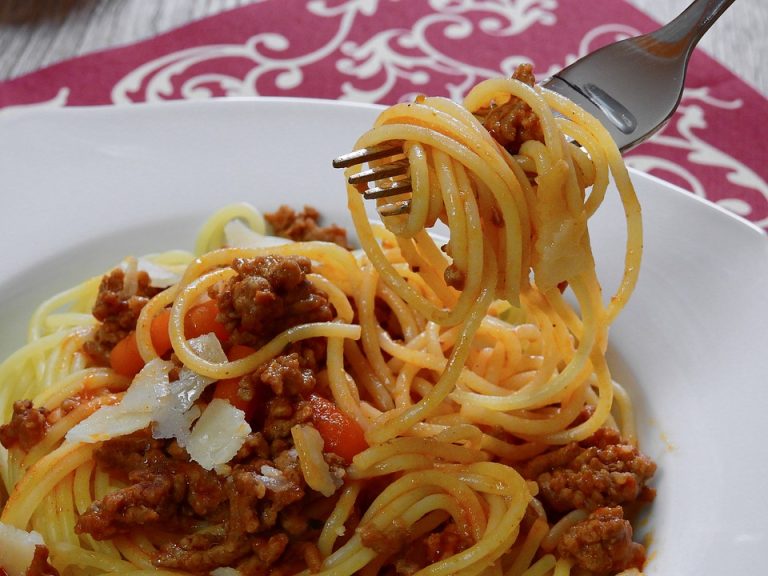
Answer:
1, 0, 765, 229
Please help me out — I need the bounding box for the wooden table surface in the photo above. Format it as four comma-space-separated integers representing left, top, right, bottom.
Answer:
0, 0, 766, 97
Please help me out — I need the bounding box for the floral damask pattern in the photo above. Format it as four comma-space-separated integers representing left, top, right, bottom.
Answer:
110, 0, 559, 104
0, 0, 765, 227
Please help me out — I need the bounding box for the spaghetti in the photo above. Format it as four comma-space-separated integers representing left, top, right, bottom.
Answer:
0, 70, 652, 576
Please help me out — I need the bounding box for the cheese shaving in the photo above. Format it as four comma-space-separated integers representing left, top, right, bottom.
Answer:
65, 358, 173, 443
224, 218, 292, 248
257, 464, 293, 493
291, 424, 340, 497
134, 257, 185, 288
151, 333, 226, 447
186, 399, 251, 471
66, 334, 236, 466
0, 522, 45, 576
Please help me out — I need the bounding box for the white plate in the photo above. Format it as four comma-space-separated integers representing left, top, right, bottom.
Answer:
0, 99, 766, 574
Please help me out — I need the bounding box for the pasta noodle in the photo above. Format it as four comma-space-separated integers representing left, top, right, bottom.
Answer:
0, 71, 652, 576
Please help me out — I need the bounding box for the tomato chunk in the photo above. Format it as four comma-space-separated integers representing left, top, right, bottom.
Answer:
150, 309, 172, 356
309, 394, 368, 464
185, 300, 229, 342
110, 332, 144, 378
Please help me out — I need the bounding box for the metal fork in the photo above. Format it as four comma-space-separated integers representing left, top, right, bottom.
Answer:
333, 0, 736, 217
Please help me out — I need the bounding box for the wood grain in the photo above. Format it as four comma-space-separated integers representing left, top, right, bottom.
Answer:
0, 0, 765, 96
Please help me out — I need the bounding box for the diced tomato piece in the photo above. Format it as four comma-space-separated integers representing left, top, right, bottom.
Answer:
227, 344, 258, 362
309, 394, 368, 464
150, 309, 172, 356
212, 378, 251, 417
185, 300, 229, 342
213, 345, 258, 420
110, 332, 144, 378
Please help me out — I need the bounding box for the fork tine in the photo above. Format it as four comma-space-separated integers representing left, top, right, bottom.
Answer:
333, 141, 414, 215
378, 200, 411, 217
332, 142, 403, 169
348, 159, 409, 186
363, 180, 413, 200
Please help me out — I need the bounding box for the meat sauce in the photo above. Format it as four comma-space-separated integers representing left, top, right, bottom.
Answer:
83, 268, 161, 365
2, 194, 656, 574
265, 205, 351, 250
520, 427, 656, 573
213, 254, 333, 349
74, 253, 341, 572
474, 63, 545, 155
0, 400, 50, 452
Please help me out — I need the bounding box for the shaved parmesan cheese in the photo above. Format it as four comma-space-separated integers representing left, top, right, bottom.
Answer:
187, 332, 228, 364
135, 257, 184, 288
291, 424, 341, 497
153, 405, 202, 448
0, 523, 44, 576
67, 335, 248, 470
66, 358, 173, 443
152, 334, 227, 447
119, 358, 174, 411
187, 331, 228, 363
66, 410, 150, 444
257, 464, 293, 493
186, 399, 251, 470
67, 334, 227, 449
224, 218, 292, 249
121, 256, 140, 297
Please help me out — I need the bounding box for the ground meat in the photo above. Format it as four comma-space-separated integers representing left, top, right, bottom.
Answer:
299, 542, 324, 572
257, 353, 316, 397
154, 533, 251, 572
90, 429, 167, 474
359, 520, 411, 557
213, 255, 334, 348
229, 464, 271, 534
0, 400, 49, 451
153, 454, 307, 571
25, 545, 60, 576
83, 267, 161, 364
475, 63, 544, 154
78, 341, 330, 572
262, 449, 307, 523
265, 205, 351, 250
47, 397, 80, 425
79, 426, 308, 571
237, 533, 290, 573
358, 521, 474, 576
76, 432, 228, 540
443, 263, 466, 291
423, 522, 472, 564
440, 242, 467, 291
556, 507, 646, 575
75, 269, 341, 572
233, 432, 272, 463
522, 428, 656, 514
76, 471, 177, 540
264, 397, 313, 446
154, 449, 308, 572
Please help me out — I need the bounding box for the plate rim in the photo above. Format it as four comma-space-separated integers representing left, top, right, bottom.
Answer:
0, 95, 766, 574
1, 95, 764, 244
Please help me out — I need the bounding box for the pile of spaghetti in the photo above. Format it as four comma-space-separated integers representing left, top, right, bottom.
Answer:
0, 68, 655, 576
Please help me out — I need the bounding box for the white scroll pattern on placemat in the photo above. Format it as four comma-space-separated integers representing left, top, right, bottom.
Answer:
107, 0, 768, 228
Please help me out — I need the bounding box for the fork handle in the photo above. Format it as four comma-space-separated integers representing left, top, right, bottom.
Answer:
651, 0, 737, 50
